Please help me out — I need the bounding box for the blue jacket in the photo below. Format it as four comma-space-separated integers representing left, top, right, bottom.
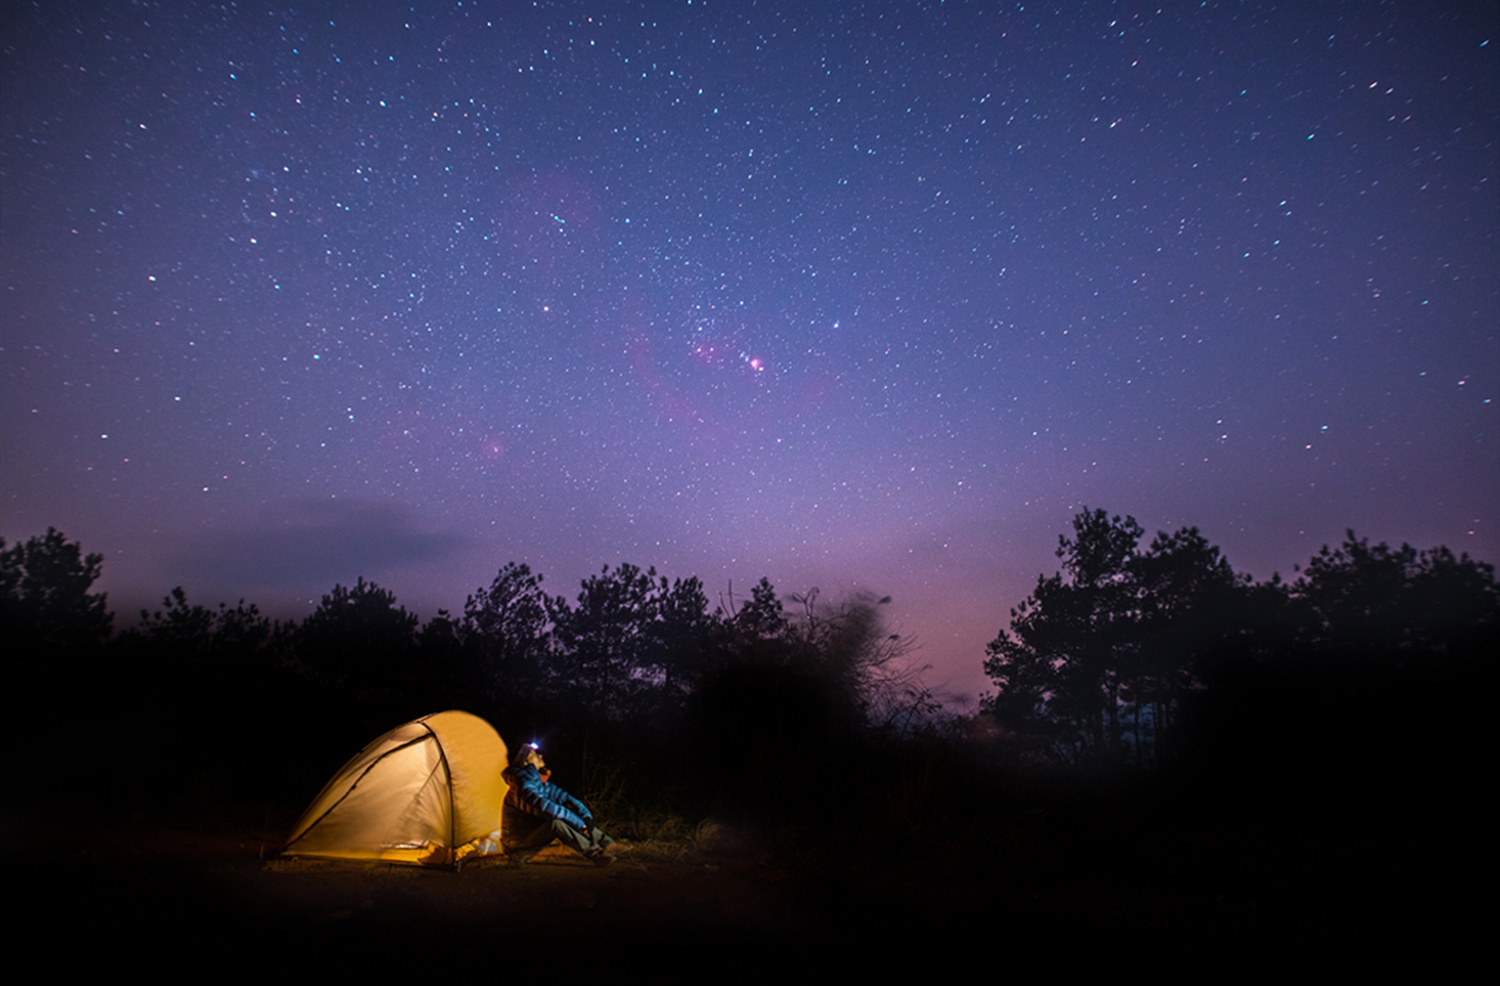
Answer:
502, 764, 592, 833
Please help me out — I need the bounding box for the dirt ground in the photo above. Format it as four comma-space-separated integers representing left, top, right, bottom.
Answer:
14, 812, 1013, 974
5, 814, 823, 973
4, 807, 1454, 974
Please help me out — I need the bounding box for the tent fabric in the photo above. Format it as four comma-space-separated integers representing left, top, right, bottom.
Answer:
282, 710, 509, 867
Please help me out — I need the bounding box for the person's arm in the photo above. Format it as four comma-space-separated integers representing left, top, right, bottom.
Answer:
540, 780, 592, 828
518, 775, 589, 830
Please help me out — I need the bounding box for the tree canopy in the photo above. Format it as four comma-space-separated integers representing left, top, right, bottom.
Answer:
1290, 532, 1498, 662
984, 509, 1260, 765
0, 527, 112, 656
983, 510, 1497, 767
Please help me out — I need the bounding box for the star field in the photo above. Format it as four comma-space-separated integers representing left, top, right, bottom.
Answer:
3, 1, 1495, 703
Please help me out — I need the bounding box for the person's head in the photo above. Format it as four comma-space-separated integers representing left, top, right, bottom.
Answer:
513, 741, 545, 770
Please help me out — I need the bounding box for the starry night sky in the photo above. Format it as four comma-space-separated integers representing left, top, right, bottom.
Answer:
3, 1, 1495, 705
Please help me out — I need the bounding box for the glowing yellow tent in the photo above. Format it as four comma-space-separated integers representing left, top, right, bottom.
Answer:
282, 710, 509, 868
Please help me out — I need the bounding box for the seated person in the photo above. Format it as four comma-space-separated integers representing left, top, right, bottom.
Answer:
502, 742, 619, 865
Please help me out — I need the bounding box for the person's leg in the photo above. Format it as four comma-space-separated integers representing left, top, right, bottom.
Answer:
502, 818, 558, 862
549, 819, 616, 860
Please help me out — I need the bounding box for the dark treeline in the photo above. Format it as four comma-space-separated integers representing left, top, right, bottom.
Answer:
980, 508, 1495, 858
2, 511, 1493, 854
983, 509, 1497, 768
0, 532, 935, 836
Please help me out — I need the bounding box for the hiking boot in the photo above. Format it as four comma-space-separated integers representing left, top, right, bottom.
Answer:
583, 849, 614, 866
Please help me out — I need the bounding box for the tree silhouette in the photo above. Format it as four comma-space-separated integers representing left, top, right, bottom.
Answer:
722, 577, 790, 656
462, 562, 565, 705
1291, 532, 1498, 662
651, 573, 719, 706
119, 585, 283, 724
1127, 526, 1248, 764
984, 510, 1142, 763
786, 587, 930, 731
983, 509, 1247, 766
292, 577, 428, 732
127, 586, 276, 665
296, 578, 418, 679
1187, 533, 1495, 824
1, 528, 115, 753
556, 563, 657, 717
0, 527, 112, 657
554, 563, 721, 718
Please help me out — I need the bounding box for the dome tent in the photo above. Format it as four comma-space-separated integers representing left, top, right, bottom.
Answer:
282, 711, 509, 868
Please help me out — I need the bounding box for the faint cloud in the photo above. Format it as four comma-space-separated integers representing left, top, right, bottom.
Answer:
174, 499, 463, 592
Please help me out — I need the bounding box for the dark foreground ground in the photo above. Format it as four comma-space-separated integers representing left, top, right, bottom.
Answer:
4, 802, 1466, 976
